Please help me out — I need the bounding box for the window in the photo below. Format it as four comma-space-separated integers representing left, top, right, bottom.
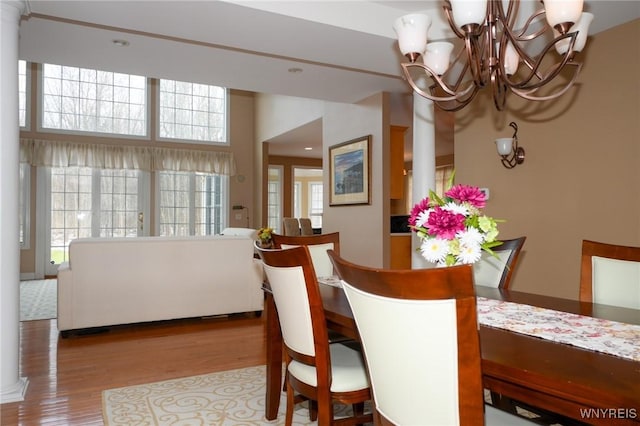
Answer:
48, 166, 147, 265
41, 63, 147, 136
267, 166, 283, 233
158, 79, 228, 144
309, 182, 323, 229
19, 163, 30, 248
19, 60, 28, 128
157, 171, 228, 236
435, 165, 455, 197
293, 182, 301, 218
406, 165, 454, 212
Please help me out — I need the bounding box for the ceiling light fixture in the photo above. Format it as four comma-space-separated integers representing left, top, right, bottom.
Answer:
112, 39, 130, 47
393, 0, 593, 111
495, 121, 525, 168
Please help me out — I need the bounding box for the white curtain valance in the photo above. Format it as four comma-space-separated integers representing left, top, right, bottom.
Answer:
19, 139, 236, 176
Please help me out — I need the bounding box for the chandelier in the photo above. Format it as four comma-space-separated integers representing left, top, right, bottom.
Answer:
393, 0, 594, 111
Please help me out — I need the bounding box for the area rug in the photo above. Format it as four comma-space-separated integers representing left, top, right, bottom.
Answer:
20, 279, 57, 321
102, 365, 370, 425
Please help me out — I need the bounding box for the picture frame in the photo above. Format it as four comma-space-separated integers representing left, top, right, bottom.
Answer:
329, 135, 371, 206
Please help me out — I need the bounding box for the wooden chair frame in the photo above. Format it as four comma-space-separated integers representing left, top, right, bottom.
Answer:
271, 232, 341, 253
257, 245, 371, 426
328, 250, 485, 425
491, 236, 526, 289
579, 239, 640, 303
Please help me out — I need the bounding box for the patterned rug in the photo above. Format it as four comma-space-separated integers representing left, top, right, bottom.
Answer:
102, 365, 371, 425
20, 279, 57, 321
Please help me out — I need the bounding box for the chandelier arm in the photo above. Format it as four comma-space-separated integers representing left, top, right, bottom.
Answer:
447, 44, 473, 90
442, 0, 467, 39
465, 34, 486, 88
513, 9, 549, 41
401, 63, 478, 102
497, 27, 578, 91
511, 34, 578, 91
434, 88, 479, 112
491, 72, 508, 111
509, 62, 582, 101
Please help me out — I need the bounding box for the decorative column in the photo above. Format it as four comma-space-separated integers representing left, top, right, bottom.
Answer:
0, 0, 28, 404
411, 94, 436, 269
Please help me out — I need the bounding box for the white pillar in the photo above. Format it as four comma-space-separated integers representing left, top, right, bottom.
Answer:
0, 0, 28, 404
411, 94, 436, 269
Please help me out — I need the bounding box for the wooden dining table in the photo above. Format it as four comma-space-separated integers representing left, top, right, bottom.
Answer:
263, 283, 640, 425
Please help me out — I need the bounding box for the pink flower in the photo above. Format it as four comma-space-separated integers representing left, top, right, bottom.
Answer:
408, 197, 430, 227
445, 184, 486, 209
426, 207, 466, 240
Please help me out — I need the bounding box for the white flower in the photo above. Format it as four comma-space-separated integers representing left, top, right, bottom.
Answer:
442, 201, 469, 217
419, 238, 449, 264
458, 242, 482, 264
415, 209, 433, 229
457, 227, 484, 246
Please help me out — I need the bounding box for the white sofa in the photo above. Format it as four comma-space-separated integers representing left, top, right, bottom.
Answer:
57, 233, 263, 333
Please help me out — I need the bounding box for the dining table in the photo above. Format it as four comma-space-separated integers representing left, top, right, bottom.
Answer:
262, 280, 640, 425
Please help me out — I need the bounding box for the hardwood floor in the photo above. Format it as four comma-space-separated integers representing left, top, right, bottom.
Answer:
1, 314, 267, 425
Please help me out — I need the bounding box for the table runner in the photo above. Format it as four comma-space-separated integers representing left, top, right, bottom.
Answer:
477, 297, 640, 362
320, 277, 640, 362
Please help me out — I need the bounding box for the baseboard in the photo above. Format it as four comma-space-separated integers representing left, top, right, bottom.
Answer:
0, 377, 29, 404
20, 272, 36, 281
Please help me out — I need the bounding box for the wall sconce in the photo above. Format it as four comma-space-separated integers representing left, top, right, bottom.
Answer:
495, 121, 525, 169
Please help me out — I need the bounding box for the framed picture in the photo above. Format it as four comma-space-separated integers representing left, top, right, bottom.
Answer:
329, 135, 371, 206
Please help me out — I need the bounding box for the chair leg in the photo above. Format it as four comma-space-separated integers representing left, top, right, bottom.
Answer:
490, 391, 518, 414
352, 402, 365, 426
309, 400, 318, 421
316, 394, 333, 425
285, 380, 295, 426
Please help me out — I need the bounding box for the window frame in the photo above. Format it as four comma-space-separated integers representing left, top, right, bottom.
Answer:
155, 170, 229, 237
37, 63, 150, 140
19, 163, 31, 249
156, 79, 230, 146
267, 165, 283, 234
308, 181, 323, 229
19, 60, 30, 130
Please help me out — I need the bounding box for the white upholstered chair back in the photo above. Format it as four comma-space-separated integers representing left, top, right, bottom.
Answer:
271, 233, 341, 279
474, 237, 526, 289
581, 240, 640, 309
281, 243, 335, 278
262, 263, 315, 356
591, 256, 640, 309
330, 250, 536, 426
474, 250, 513, 288
342, 283, 460, 425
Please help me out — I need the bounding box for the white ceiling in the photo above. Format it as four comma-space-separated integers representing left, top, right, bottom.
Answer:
19, 1, 640, 158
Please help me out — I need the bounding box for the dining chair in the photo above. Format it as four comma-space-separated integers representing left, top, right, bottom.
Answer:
580, 239, 640, 309
474, 236, 526, 289
256, 245, 372, 426
282, 217, 301, 236
328, 250, 536, 426
298, 217, 314, 236
271, 232, 340, 278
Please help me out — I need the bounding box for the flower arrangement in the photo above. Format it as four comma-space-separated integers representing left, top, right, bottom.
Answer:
257, 227, 273, 243
408, 178, 502, 267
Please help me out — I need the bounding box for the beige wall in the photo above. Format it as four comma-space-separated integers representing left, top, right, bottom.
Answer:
454, 19, 640, 299
322, 92, 390, 268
